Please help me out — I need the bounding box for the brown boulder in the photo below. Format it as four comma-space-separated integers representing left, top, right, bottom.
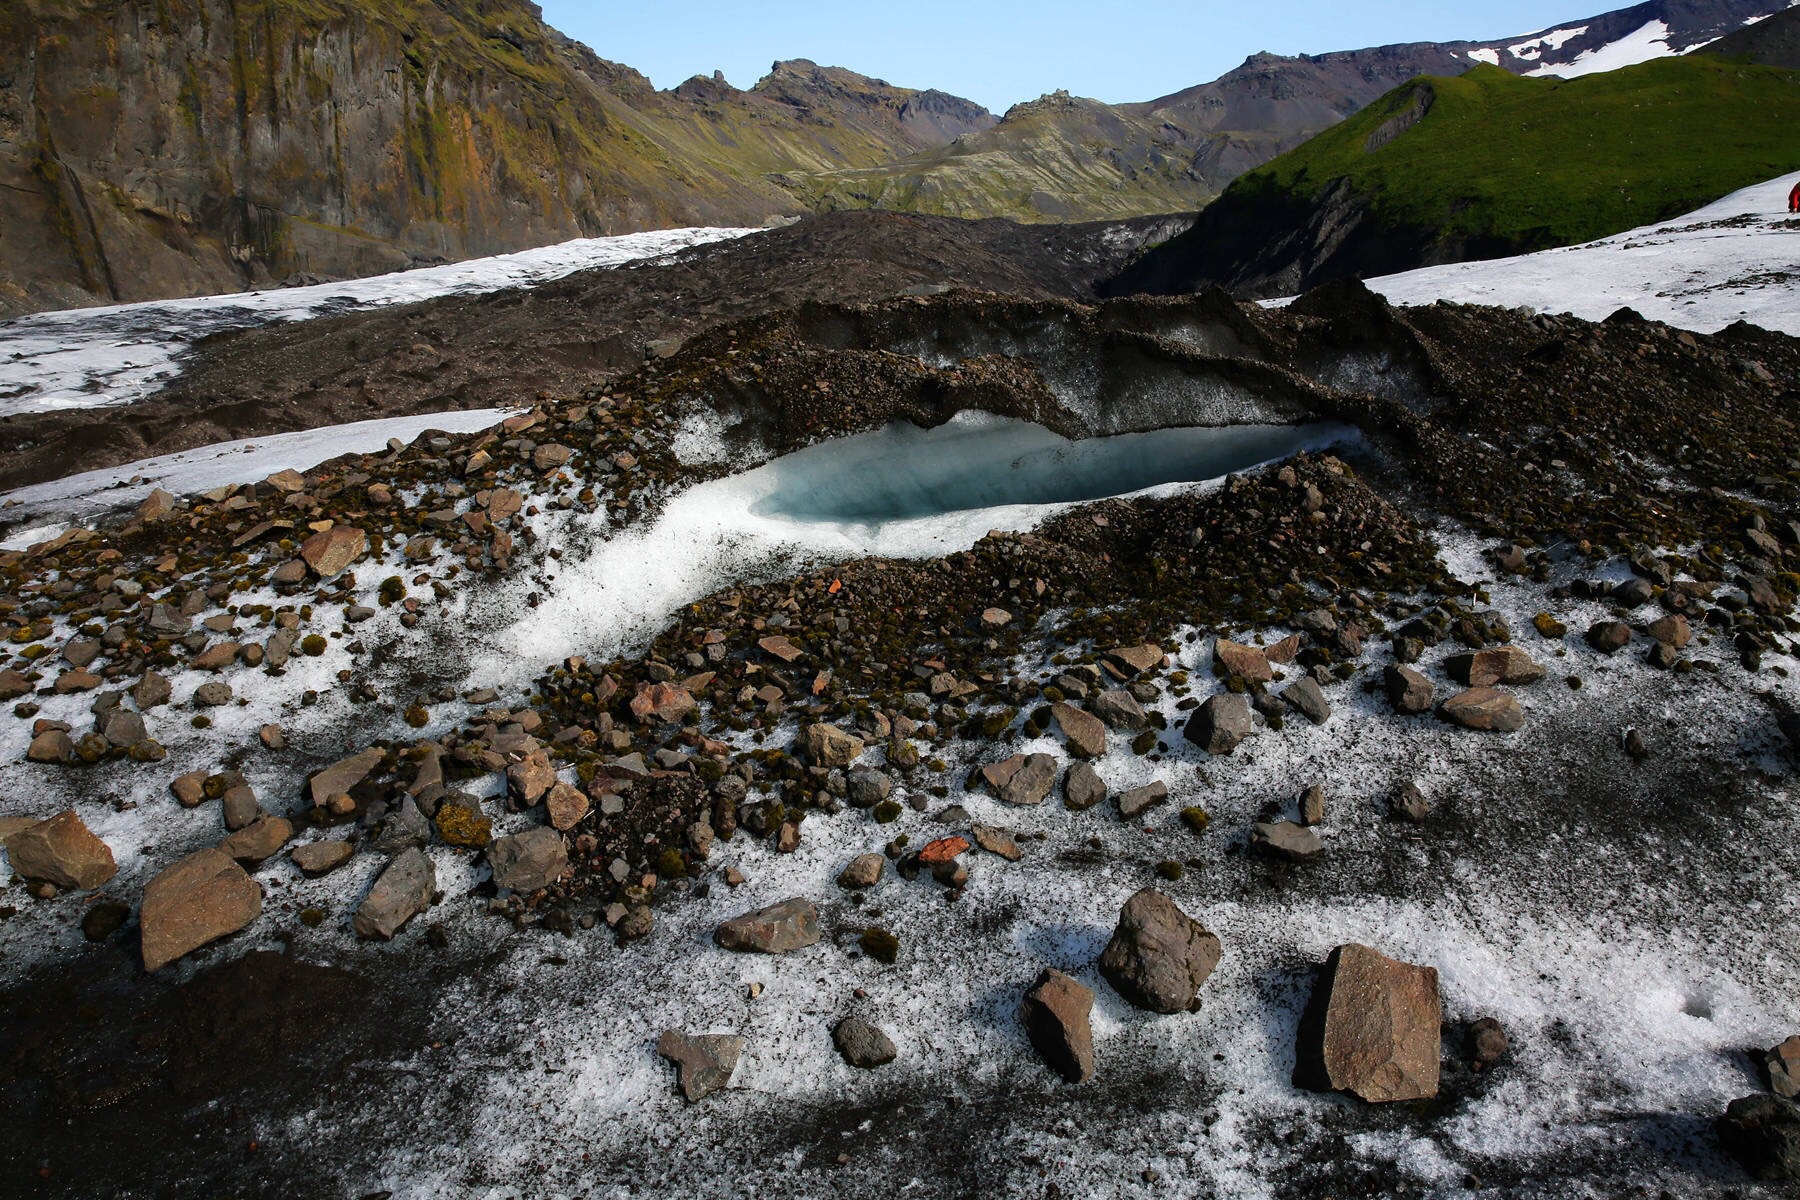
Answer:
983, 753, 1058, 806
218, 815, 293, 864
1050, 703, 1107, 759
630, 682, 696, 724
299, 524, 368, 578
1439, 687, 1525, 733
7, 811, 116, 889
656, 1031, 743, 1102
1098, 888, 1223, 1014
1295, 943, 1441, 1103
1445, 646, 1545, 688
140, 848, 262, 971
799, 723, 865, 768
545, 781, 590, 831
307, 747, 385, 808
1022, 968, 1095, 1083
1213, 639, 1273, 683
1383, 664, 1435, 715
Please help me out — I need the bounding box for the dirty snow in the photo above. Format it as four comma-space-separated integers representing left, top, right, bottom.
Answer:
0, 226, 756, 418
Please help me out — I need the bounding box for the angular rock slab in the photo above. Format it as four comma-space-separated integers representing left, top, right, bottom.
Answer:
307, 747, 385, 808
657, 1031, 744, 1102
1446, 646, 1545, 688
1439, 687, 1524, 733
984, 753, 1058, 806
1050, 702, 1108, 759
140, 848, 262, 971
1383, 664, 1434, 715
1295, 943, 1441, 1103
1022, 967, 1095, 1083
7, 810, 116, 890
714, 897, 820, 953
800, 722, 865, 767
1098, 888, 1223, 1014
1062, 761, 1107, 811
1184, 694, 1253, 755
1768, 1035, 1800, 1100
353, 847, 436, 940
488, 827, 569, 893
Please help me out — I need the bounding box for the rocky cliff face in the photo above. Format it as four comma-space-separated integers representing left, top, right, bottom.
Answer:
0, 2, 993, 316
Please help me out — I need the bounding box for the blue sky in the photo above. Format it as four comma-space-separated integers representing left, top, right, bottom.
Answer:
539, 1, 1597, 112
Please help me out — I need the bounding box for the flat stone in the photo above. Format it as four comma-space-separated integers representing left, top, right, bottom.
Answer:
140, 848, 261, 971
1062, 761, 1107, 811
218, 815, 293, 864
6, 811, 116, 889
917, 835, 969, 865
300, 525, 368, 578
1252, 821, 1324, 861
1090, 688, 1147, 730
1213, 639, 1272, 683
1383, 664, 1434, 715
757, 634, 803, 663
1022, 967, 1095, 1083
307, 747, 385, 808
832, 1017, 897, 1068
629, 681, 696, 723
352, 847, 435, 940
1105, 643, 1164, 677
1184, 694, 1253, 755
1281, 677, 1332, 725
837, 853, 885, 889
1295, 943, 1441, 1103
545, 781, 590, 831
1445, 646, 1545, 687
800, 723, 865, 768
1050, 702, 1107, 758
488, 827, 568, 893
971, 824, 1023, 861
983, 753, 1058, 806
1440, 687, 1524, 733
1099, 887, 1223, 1014
714, 897, 820, 953
1117, 781, 1169, 819
656, 1031, 743, 1102
291, 840, 354, 877
192, 681, 233, 707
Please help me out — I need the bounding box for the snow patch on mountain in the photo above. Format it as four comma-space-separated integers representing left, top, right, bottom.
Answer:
1528, 19, 1676, 77
1508, 25, 1591, 60
1324, 171, 1800, 335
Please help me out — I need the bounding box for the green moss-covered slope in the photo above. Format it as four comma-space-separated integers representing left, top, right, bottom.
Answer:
1111, 57, 1800, 299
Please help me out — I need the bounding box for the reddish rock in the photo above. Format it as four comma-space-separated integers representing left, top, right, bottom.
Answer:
757, 635, 803, 663
7, 811, 116, 889
983, 753, 1058, 806
1440, 687, 1525, 733
1022, 968, 1095, 1083
1050, 702, 1107, 759
1384, 664, 1435, 715
507, 748, 556, 803
307, 747, 385, 808
630, 682, 696, 724
1295, 943, 1441, 1103
291, 840, 353, 877
545, 781, 590, 831
1445, 646, 1545, 687
917, 836, 970, 865
140, 848, 262, 971
1213, 639, 1273, 683
1646, 614, 1692, 648
299, 525, 367, 578
219, 816, 293, 864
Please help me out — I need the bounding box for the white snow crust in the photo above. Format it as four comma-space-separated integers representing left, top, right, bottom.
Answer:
1275, 171, 1800, 336
1528, 19, 1674, 78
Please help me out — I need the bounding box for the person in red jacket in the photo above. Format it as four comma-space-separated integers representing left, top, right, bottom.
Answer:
1791, 179, 1800, 213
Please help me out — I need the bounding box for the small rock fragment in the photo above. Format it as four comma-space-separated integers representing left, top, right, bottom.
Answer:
656, 1031, 743, 1102
1252, 821, 1323, 861
1063, 761, 1107, 811
832, 1017, 898, 1068
488, 827, 569, 892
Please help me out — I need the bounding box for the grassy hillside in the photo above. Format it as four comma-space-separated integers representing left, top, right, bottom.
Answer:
1240, 57, 1800, 249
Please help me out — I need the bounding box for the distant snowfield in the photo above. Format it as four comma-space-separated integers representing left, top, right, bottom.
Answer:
1528, 18, 1675, 77
1297, 171, 1800, 336
0, 225, 757, 418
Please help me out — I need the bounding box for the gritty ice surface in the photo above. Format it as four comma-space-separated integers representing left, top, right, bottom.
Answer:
0, 226, 756, 417
1274, 171, 1800, 336
0, 408, 520, 545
